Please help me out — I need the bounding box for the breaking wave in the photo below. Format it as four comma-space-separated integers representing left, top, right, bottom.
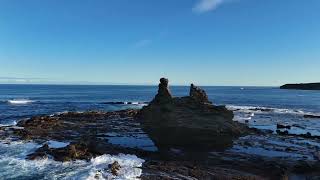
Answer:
7, 99, 35, 105
0, 120, 17, 127
226, 105, 319, 116
0, 140, 145, 180
103, 101, 148, 106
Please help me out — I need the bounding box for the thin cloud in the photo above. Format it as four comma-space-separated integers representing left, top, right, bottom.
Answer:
0, 77, 46, 80
192, 0, 227, 13
133, 39, 152, 48
0, 77, 47, 83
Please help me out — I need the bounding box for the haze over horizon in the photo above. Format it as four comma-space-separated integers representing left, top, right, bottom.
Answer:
1, 0, 319, 86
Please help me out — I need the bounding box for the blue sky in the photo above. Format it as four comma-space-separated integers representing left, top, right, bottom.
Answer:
0, 0, 319, 86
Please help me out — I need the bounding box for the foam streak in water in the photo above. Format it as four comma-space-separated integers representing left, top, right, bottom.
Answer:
0, 140, 145, 180
227, 105, 319, 116
7, 99, 35, 105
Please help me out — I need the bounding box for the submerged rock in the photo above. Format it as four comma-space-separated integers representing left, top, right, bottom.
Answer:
137, 78, 249, 150
277, 124, 291, 129
304, 114, 320, 119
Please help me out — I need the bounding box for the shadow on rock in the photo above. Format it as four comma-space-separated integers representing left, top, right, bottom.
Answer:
136, 78, 250, 151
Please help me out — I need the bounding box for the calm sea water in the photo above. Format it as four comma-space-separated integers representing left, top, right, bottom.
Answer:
1, 84, 320, 179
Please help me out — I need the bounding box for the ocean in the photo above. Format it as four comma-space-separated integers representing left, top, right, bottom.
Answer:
0, 84, 320, 179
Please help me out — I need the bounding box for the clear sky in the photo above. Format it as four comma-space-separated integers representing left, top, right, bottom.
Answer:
0, 0, 319, 86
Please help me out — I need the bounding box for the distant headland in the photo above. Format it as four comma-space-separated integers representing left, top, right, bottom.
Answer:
280, 83, 320, 90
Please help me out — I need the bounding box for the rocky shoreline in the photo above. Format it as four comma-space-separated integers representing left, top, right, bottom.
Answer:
1, 78, 320, 179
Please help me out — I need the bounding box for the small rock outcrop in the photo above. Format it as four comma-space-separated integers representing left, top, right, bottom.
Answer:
280, 83, 320, 90
110, 161, 121, 176
189, 84, 211, 104
27, 141, 102, 161
152, 78, 172, 104
137, 78, 249, 151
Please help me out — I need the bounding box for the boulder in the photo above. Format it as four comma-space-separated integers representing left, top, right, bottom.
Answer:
137, 78, 249, 151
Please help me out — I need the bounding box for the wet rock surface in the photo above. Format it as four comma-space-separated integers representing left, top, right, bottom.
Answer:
13, 110, 138, 142
137, 78, 249, 150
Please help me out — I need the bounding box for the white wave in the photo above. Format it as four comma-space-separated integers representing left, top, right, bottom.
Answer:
123, 102, 144, 105
233, 115, 252, 122
7, 99, 35, 105
105, 101, 148, 106
0, 140, 145, 180
47, 140, 70, 148
0, 120, 17, 127
227, 105, 318, 116
84, 154, 144, 180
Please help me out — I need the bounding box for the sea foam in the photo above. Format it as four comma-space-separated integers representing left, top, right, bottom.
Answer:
7, 99, 35, 105
0, 140, 145, 180
226, 105, 318, 116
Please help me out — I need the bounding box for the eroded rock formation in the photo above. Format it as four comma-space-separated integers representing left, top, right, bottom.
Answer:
152, 77, 172, 104
190, 83, 211, 104
137, 78, 249, 150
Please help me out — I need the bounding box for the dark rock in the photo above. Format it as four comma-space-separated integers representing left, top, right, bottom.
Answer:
109, 161, 121, 176
141, 160, 265, 180
276, 130, 289, 135
189, 84, 211, 104
27, 143, 50, 160
137, 78, 249, 151
304, 114, 320, 119
13, 110, 139, 142
13, 129, 31, 140
27, 142, 96, 161
301, 132, 312, 138
277, 124, 291, 129
293, 161, 320, 174
103, 102, 126, 105
152, 77, 172, 104
249, 108, 272, 112
280, 83, 320, 90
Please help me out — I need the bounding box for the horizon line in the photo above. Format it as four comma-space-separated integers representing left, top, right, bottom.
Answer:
0, 82, 278, 87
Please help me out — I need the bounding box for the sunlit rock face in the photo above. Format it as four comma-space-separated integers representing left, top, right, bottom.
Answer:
137, 78, 249, 151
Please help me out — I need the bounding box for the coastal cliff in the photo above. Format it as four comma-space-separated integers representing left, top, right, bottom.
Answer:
280, 83, 320, 90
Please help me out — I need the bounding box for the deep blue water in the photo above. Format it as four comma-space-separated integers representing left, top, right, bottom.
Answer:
1, 84, 320, 126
